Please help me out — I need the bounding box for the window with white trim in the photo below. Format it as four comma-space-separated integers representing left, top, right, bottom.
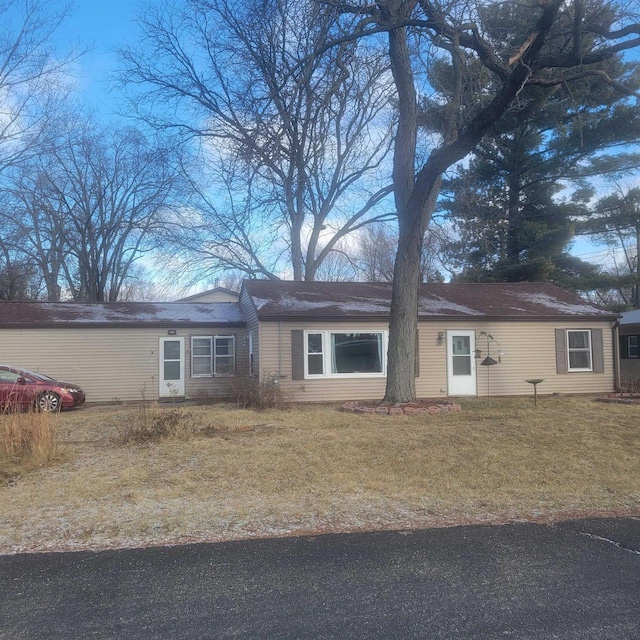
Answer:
191, 337, 213, 377
214, 335, 235, 376
191, 335, 236, 377
567, 330, 592, 371
304, 331, 386, 378
628, 336, 639, 358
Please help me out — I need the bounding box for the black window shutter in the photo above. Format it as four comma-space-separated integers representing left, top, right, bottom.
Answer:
592, 328, 604, 373
555, 329, 567, 374
291, 330, 304, 380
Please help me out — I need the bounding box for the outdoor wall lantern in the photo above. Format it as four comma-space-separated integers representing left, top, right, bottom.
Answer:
437, 331, 445, 345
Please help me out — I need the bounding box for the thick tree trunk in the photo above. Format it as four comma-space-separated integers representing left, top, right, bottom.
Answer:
383, 178, 441, 404
384, 215, 422, 403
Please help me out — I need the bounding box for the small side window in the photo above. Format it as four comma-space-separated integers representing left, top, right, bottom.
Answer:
191, 337, 213, 377
306, 333, 324, 376
567, 330, 592, 372
628, 336, 639, 358
214, 336, 235, 376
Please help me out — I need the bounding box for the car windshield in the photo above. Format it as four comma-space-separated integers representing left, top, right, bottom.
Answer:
17, 368, 55, 382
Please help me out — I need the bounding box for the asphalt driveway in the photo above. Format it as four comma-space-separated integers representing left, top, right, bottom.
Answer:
1, 518, 639, 639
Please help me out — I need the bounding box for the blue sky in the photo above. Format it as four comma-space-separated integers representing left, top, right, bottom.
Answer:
59, 0, 635, 274
62, 0, 141, 115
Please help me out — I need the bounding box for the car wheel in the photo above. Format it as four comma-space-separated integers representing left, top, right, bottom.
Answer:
36, 391, 61, 413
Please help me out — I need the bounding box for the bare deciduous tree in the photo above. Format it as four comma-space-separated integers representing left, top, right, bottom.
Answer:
0, 0, 79, 172
10, 117, 183, 301
0, 0, 79, 298
356, 223, 445, 282
120, 0, 396, 282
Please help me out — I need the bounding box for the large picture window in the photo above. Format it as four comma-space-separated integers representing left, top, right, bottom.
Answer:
567, 330, 592, 371
191, 335, 236, 377
304, 331, 386, 378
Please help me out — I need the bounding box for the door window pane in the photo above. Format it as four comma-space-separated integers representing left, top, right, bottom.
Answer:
452, 336, 470, 355
452, 356, 471, 376
164, 340, 181, 360
164, 361, 181, 380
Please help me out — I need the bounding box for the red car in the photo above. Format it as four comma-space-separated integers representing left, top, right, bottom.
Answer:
0, 365, 86, 412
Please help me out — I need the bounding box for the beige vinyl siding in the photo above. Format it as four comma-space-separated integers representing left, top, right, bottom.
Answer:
186, 329, 247, 400
259, 318, 615, 402
419, 319, 615, 398
0, 327, 247, 403
240, 289, 260, 377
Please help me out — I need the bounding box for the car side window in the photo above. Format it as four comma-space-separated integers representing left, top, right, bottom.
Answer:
0, 370, 21, 383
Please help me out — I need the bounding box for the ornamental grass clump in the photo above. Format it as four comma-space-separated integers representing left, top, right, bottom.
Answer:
0, 409, 57, 475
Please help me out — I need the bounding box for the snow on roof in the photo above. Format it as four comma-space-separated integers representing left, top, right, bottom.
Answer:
508, 292, 611, 317
243, 280, 615, 319
418, 295, 483, 316
0, 302, 244, 327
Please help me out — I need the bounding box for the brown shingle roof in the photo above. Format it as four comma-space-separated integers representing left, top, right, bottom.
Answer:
0, 302, 245, 328
243, 280, 616, 320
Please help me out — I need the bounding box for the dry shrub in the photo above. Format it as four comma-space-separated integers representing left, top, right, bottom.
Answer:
115, 404, 196, 444
620, 373, 640, 393
0, 409, 57, 473
229, 374, 291, 411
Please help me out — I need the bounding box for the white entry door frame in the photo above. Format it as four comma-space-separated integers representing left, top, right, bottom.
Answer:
447, 330, 477, 396
159, 337, 185, 398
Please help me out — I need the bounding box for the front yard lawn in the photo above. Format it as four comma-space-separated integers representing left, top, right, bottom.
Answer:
1, 396, 639, 553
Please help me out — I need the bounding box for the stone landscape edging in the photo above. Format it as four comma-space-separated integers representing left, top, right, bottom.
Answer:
341, 400, 462, 415
596, 393, 640, 405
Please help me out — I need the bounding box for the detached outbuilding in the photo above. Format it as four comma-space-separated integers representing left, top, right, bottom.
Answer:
0, 281, 620, 404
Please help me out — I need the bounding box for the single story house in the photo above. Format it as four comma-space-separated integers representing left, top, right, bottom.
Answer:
619, 309, 640, 390
0, 281, 620, 403
240, 280, 619, 402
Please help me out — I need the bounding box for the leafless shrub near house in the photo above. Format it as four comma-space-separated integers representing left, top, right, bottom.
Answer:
115, 405, 196, 444
620, 373, 640, 394
229, 373, 292, 411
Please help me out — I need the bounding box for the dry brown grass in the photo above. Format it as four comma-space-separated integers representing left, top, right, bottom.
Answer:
1, 395, 639, 553
0, 410, 58, 478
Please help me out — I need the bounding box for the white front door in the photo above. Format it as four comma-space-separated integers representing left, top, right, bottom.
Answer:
159, 337, 185, 398
447, 330, 477, 396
